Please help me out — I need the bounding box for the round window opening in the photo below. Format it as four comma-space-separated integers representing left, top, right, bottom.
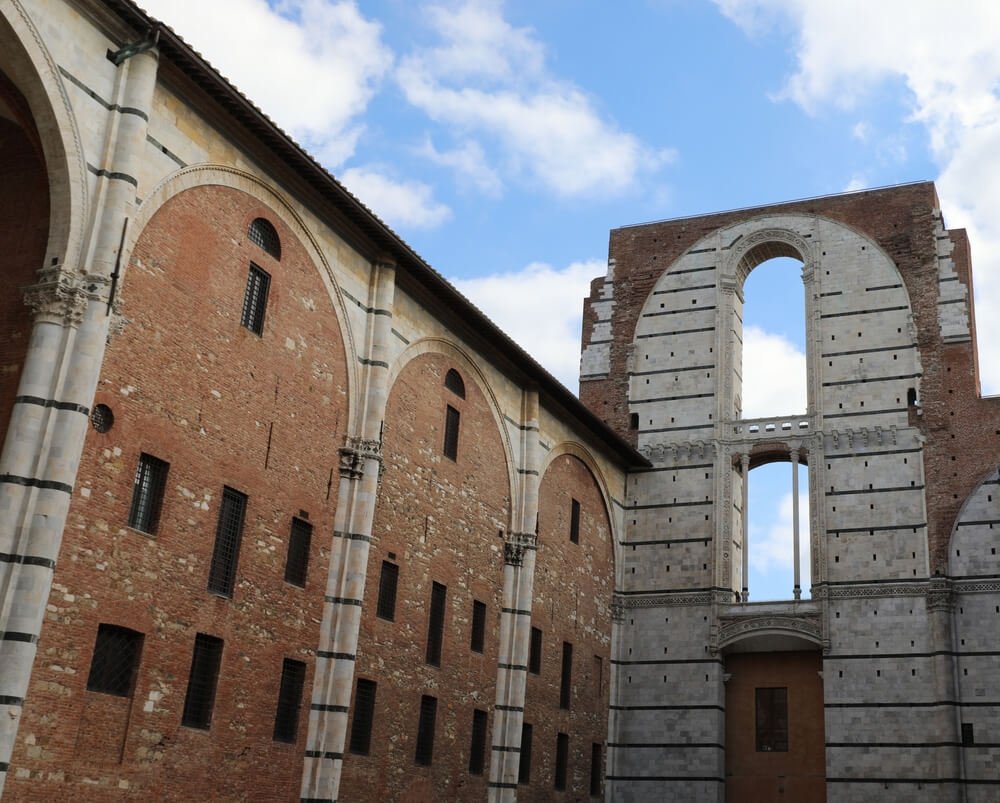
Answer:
90, 404, 114, 433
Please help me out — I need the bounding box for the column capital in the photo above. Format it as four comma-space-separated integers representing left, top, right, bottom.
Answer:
503, 531, 537, 566
338, 435, 383, 479
23, 266, 96, 327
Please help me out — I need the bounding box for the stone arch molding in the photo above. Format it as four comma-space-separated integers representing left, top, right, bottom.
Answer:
540, 440, 620, 546
387, 337, 517, 527
1, 0, 89, 273
723, 224, 815, 290
948, 466, 1000, 579
124, 164, 359, 409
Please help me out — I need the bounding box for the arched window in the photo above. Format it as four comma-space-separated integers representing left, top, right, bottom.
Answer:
444, 368, 465, 399
248, 217, 281, 260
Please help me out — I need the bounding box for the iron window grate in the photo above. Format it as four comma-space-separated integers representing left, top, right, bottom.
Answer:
443, 405, 460, 460
469, 708, 487, 775
272, 658, 306, 743
86, 624, 143, 697
207, 486, 247, 597
241, 263, 271, 335
376, 561, 399, 621
248, 217, 281, 259
555, 733, 569, 791
349, 678, 377, 755
182, 633, 223, 729
284, 517, 312, 587
425, 582, 447, 666
470, 599, 486, 653
128, 453, 169, 534
415, 695, 437, 765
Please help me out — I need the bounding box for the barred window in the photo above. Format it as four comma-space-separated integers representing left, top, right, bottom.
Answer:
248, 217, 281, 260
555, 733, 569, 791
470, 599, 486, 653
181, 633, 223, 729
590, 742, 602, 797
415, 695, 437, 766
518, 722, 533, 784
376, 561, 399, 621
241, 263, 271, 335
560, 641, 573, 710
444, 368, 465, 398
425, 582, 447, 666
272, 658, 306, 743
443, 405, 460, 461
570, 498, 581, 544
349, 678, 377, 755
86, 624, 143, 697
469, 708, 487, 775
207, 486, 247, 597
284, 517, 312, 587
128, 453, 169, 534
529, 626, 542, 674
755, 687, 788, 752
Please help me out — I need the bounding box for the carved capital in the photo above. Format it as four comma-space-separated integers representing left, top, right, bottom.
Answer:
23, 267, 94, 327
339, 435, 383, 479
926, 577, 954, 613
610, 595, 626, 624
503, 531, 537, 567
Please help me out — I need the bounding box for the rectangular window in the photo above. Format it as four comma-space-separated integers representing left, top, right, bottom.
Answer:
518, 722, 533, 784
593, 654, 603, 695
469, 708, 488, 775
755, 687, 788, 752
181, 633, 223, 729
555, 732, 569, 791
349, 678, 377, 755
272, 658, 306, 743
560, 641, 573, 710
284, 517, 312, 587
529, 626, 542, 674
241, 263, 270, 335
425, 582, 447, 666
415, 695, 437, 765
376, 561, 399, 621
962, 722, 975, 746
128, 453, 169, 534
207, 486, 247, 597
86, 624, 143, 697
471, 599, 486, 653
590, 742, 602, 797
570, 498, 581, 543
443, 405, 460, 460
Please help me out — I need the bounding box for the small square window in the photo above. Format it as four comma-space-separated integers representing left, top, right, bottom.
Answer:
86, 624, 143, 697
284, 517, 312, 587
241, 263, 271, 335
128, 453, 169, 534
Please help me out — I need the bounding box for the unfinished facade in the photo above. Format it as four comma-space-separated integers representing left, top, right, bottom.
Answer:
582, 183, 1000, 802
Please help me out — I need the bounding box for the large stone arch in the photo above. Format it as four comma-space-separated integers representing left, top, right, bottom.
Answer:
0, 2, 87, 271
388, 337, 516, 524
126, 164, 359, 418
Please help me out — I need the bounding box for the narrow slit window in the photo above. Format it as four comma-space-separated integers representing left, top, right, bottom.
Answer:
443, 405, 460, 460
469, 708, 488, 775
518, 722, 533, 784
529, 626, 542, 674
570, 498, 581, 543
241, 263, 271, 335
284, 517, 312, 587
415, 695, 437, 765
560, 641, 573, 709
425, 582, 447, 666
755, 687, 788, 752
207, 486, 248, 598
272, 658, 306, 743
349, 678, 377, 755
86, 624, 143, 697
470, 600, 486, 653
181, 633, 223, 729
377, 561, 399, 621
555, 733, 569, 791
248, 217, 281, 259
128, 453, 169, 534
590, 743, 602, 797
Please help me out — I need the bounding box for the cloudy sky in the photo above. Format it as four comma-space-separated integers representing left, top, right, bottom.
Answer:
136, 0, 1000, 599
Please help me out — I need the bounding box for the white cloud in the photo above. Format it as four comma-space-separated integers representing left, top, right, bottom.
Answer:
419, 138, 503, 196
749, 486, 811, 593
340, 167, 451, 229
715, 0, 1000, 393
398, 1, 673, 197
851, 121, 870, 142
451, 259, 604, 390
138, 0, 392, 167
843, 174, 867, 193
741, 326, 807, 418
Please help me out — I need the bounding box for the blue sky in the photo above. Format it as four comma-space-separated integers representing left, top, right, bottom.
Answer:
138, 0, 1000, 599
